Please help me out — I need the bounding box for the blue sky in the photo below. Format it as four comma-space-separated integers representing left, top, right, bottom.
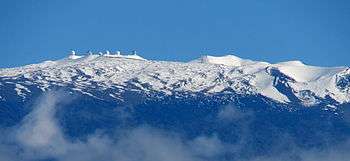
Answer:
0, 0, 349, 68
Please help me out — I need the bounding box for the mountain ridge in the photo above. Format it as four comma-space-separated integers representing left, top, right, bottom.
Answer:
1, 53, 350, 108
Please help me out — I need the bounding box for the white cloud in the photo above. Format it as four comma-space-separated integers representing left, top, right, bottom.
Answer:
16, 92, 65, 148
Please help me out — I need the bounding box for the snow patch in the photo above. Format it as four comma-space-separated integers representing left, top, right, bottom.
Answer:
15, 84, 31, 99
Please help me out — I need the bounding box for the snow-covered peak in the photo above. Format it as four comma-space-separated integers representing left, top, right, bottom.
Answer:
1, 53, 350, 107
275, 60, 305, 66
194, 55, 258, 66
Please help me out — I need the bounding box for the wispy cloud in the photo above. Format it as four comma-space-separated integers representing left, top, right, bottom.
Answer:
0, 91, 349, 161
0, 91, 226, 161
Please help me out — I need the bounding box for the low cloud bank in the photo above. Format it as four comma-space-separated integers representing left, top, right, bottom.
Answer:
0, 92, 349, 161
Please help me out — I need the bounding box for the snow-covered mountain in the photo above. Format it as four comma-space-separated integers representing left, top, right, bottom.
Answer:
2, 53, 350, 161
1, 53, 350, 107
